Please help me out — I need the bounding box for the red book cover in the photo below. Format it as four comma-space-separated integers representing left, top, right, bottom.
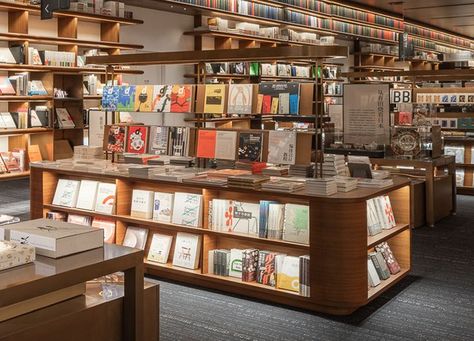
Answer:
170, 85, 193, 113
262, 95, 272, 114
196, 130, 217, 159
107, 125, 126, 153
126, 125, 148, 154
375, 242, 401, 274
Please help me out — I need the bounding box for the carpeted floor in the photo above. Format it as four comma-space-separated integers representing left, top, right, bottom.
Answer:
1, 179, 473, 340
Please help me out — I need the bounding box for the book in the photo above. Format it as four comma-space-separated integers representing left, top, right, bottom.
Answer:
232, 201, 260, 235
133, 85, 153, 112
242, 249, 259, 282
229, 248, 243, 278
367, 257, 381, 287
76, 180, 99, 211
126, 125, 149, 154
55, 108, 75, 129
28, 145, 43, 163
276, 255, 300, 292
172, 232, 202, 269
0, 240, 35, 271
215, 130, 237, 160
91, 217, 116, 243
299, 255, 310, 297
5, 219, 103, 258
283, 204, 309, 244
168, 127, 189, 157
0, 76, 16, 95
257, 250, 277, 286
375, 242, 401, 275
210, 199, 234, 231
258, 82, 300, 115
203, 84, 226, 114
0, 112, 17, 129
102, 86, 119, 111
368, 251, 390, 280
94, 182, 116, 214
117, 85, 136, 112
122, 226, 148, 250
267, 203, 285, 239
367, 198, 382, 236
170, 85, 193, 113
67, 214, 92, 226
147, 233, 173, 264
267, 131, 297, 165
52, 179, 81, 208
152, 85, 172, 112
196, 129, 217, 159
131, 189, 155, 219
148, 126, 170, 155
172, 192, 203, 228
238, 132, 263, 162
153, 192, 174, 223
107, 125, 127, 153
227, 84, 253, 114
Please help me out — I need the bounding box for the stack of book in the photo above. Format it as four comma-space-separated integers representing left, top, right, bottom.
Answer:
216, 160, 236, 169
289, 164, 314, 177
262, 166, 290, 176
367, 195, 397, 236
333, 176, 358, 192
358, 178, 394, 188
147, 156, 171, 166
227, 174, 270, 189
74, 145, 103, 160
123, 153, 161, 164
305, 178, 338, 196
128, 165, 158, 178
261, 177, 305, 193
235, 161, 267, 174
169, 156, 195, 167
318, 154, 346, 177
182, 174, 228, 187
368, 242, 401, 288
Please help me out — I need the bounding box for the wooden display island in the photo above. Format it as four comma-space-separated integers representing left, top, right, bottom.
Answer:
31, 165, 412, 315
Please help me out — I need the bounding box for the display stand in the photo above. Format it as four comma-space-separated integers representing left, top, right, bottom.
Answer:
30, 165, 412, 315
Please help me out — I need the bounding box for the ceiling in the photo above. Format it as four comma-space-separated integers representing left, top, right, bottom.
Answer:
346, 0, 474, 38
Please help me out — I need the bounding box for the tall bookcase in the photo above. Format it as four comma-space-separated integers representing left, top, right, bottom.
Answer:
30, 165, 411, 315
0, 0, 143, 180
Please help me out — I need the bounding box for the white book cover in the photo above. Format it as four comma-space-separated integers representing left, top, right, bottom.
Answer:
76, 180, 99, 211
91, 217, 116, 243
278, 93, 290, 114
172, 192, 203, 228
67, 214, 91, 226
456, 168, 465, 187
122, 226, 148, 250
131, 189, 155, 219
147, 233, 173, 264
229, 248, 243, 278
152, 85, 172, 112
211, 199, 233, 232
208, 250, 215, 274
267, 203, 285, 239
375, 196, 391, 229
232, 201, 259, 235
0, 113, 17, 129
52, 179, 81, 208
215, 130, 237, 160
283, 204, 309, 244
367, 199, 382, 236
172, 232, 202, 269
268, 131, 297, 165
94, 182, 116, 214
153, 192, 174, 223
444, 145, 464, 164
56, 108, 75, 128
0, 47, 16, 64
382, 195, 397, 228
29, 110, 43, 127
368, 258, 381, 287
227, 84, 253, 114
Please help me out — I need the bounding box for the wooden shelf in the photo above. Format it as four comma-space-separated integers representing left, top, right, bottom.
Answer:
0, 171, 30, 180
0, 95, 52, 102
367, 224, 410, 248
144, 261, 202, 275
84, 95, 103, 100
456, 163, 474, 168
368, 268, 410, 301
354, 52, 398, 58
0, 128, 53, 135
184, 73, 249, 79
0, 63, 143, 75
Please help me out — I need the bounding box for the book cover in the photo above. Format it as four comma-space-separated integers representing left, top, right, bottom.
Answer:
130, 189, 155, 219
204, 84, 226, 114
232, 201, 260, 235
278, 93, 290, 115
238, 132, 263, 162
267, 203, 285, 239
368, 257, 381, 287
102, 86, 119, 111
172, 232, 202, 269
76, 180, 99, 211
283, 204, 309, 244
196, 129, 217, 159
153, 192, 174, 223
256, 94, 264, 114
268, 131, 297, 165
172, 192, 203, 228
126, 125, 149, 154
227, 84, 253, 114
382, 195, 397, 228
148, 126, 170, 155
122, 226, 148, 250
170, 85, 193, 113
242, 249, 259, 282
52, 179, 81, 208
369, 251, 390, 280
262, 95, 272, 114
134, 85, 154, 112
0, 76, 16, 95
94, 182, 116, 214
210, 199, 234, 232
107, 125, 126, 153
271, 97, 279, 114
55, 108, 75, 129
258, 82, 300, 115
67, 214, 92, 226
91, 217, 116, 243
168, 127, 189, 156
276, 256, 300, 292
257, 250, 277, 286
28, 145, 42, 163
375, 242, 401, 275
215, 130, 237, 160
229, 248, 243, 278
117, 85, 136, 112
147, 233, 173, 264
152, 85, 172, 112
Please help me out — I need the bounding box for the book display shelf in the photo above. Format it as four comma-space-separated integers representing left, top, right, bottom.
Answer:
0, 0, 143, 180
30, 165, 412, 315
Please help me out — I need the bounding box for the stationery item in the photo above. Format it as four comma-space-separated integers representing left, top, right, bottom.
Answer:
0, 240, 35, 271
147, 233, 173, 263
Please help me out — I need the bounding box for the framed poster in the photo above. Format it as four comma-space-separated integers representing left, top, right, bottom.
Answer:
343, 84, 390, 145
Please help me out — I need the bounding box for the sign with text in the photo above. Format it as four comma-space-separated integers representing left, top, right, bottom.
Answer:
343, 84, 390, 145
390, 89, 412, 104
41, 0, 70, 20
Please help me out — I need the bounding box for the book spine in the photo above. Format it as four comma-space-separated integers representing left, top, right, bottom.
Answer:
369, 252, 387, 280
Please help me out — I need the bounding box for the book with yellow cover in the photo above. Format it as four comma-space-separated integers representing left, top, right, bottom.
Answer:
204, 84, 226, 114
276, 255, 299, 292
134, 85, 154, 112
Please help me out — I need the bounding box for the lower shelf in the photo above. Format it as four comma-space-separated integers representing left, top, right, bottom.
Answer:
368, 268, 410, 301
0, 171, 30, 180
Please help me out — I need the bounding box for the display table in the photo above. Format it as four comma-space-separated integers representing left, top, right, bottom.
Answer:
371, 156, 456, 227
0, 244, 145, 341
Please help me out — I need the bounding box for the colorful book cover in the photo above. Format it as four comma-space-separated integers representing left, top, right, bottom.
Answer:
0, 76, 16, 95
283, 204, 309, 244
242, 249, 259, 282
232, 201, 259, 235
134, 85, 154, 112
149, 126, 169, 155
258, 82, 300, 115
257, 251, 277, 286
228, 84, 253, 114
107, 125, 126, 153
375, 242, 401, 275
196, 129, 217, 159
170, 85, 193, 113
276, 256, 300, 292
126, 125, 149, 154
262, 95, 272, 114
204, 84, 226, 114
152, 85, 172, 112
117, 86, 136, 112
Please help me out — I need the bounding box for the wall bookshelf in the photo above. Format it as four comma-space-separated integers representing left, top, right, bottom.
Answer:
30, 165, 412, 315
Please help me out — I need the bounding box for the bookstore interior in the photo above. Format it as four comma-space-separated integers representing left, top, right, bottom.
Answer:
0, 0, 473, 340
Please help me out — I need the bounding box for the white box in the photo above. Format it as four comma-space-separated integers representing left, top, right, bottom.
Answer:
0, 240, 36, 271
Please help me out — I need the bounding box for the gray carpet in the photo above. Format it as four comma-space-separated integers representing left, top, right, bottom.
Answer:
1, 179, 473, 341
